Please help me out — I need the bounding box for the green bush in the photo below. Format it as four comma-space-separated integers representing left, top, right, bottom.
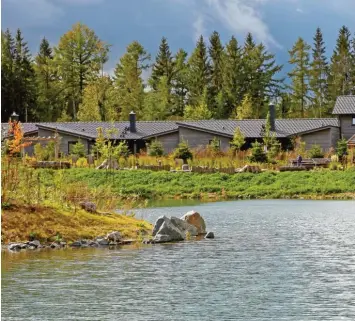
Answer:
249, 141, 267, 163
308, 144, 324, 158
148, 139, 164, 157
172, 140, 193, 164
336, 138, 348, 158
70, 140, 86, 157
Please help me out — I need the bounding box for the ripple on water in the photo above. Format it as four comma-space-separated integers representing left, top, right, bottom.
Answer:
2, 200, 355, 320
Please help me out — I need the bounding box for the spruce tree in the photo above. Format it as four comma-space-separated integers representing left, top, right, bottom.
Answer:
1, 29, 16, 121
328, 26, 352, 105
310, 27, 329, 117
113, 41, 150, 120
288, 37, 311, 117
187, 35, 211, 106
170, 49, 189, 116
150, 37, 174, 90
13, 29, 37, 122
208, 31, 225, 117
223, 36, 243, 118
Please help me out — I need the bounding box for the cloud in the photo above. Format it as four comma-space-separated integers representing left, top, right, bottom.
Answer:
192, 15, 206, 42
296, 8, 303, 13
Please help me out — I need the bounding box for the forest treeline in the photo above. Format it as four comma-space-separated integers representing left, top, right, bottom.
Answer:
2, 23, 355, 123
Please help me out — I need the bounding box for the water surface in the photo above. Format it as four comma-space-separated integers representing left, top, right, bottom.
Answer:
2, 200, 355, 320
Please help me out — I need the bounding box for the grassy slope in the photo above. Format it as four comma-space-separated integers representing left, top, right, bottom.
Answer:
1, 204, 152, 244
47, 168, 355, 200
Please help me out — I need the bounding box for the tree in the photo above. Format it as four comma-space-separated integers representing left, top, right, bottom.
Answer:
77, 76, 118, 121
113, 41, 150, 120
54, 23, 110, 120
70, 140, 86, 157
171, 49, 189, 116
209, 31, 225, 117
223, 36, 243, 118
230, 127, 245, 152
336, 138, 348, 158
288, 37, 311, 117
35, 38, 62, 121
150, 37, 174, 90
144, 76, 171, 120
249, 140, 267, 163
329, 26, 352, 105
310, 28, 329, 117
172, 140, 193, 164
187, 35, 210, 106
236, 94, 254, 119
184, 87, 212, 120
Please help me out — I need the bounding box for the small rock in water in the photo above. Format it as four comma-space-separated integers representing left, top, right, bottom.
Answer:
106, 231, 122, 242
97, 238, 109, 246
8, 243, 22, 251
205, 231, 215, 239
70, 241, 82, 247
27, 240, 41, 248
50, 242, 60, 249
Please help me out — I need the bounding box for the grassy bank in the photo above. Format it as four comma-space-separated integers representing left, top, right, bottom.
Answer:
38, 168, 355, 200
1, 204, 152, 244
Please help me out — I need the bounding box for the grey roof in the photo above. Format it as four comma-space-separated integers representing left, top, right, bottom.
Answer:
332, 96, 355, 115
1, 118, 339, 141
177, 118, 339, 138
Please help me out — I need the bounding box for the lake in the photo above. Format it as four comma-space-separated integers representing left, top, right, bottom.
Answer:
2, 200, 355, 320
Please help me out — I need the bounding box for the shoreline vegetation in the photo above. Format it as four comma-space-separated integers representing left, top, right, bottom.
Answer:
2, 155, 355, 248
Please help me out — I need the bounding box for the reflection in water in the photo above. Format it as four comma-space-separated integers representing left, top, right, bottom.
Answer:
2, 200, 355, 321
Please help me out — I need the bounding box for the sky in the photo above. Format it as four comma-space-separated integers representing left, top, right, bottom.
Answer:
2, 0, 355, 78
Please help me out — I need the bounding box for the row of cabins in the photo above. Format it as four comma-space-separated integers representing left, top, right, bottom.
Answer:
2, 96, 355, 157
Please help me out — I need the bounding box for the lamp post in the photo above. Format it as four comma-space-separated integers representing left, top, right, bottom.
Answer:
10, 111, 19, 122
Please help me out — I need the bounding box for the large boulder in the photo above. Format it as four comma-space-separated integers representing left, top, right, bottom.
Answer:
170, 216, 198, 236
79, 201, 97, 213
180, 211, 206, 234
106, 231, 122, 242
152, 216, 169, 237
153, 220, 185, 243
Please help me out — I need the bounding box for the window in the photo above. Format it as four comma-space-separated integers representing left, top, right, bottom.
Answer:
352, 116, 355, 126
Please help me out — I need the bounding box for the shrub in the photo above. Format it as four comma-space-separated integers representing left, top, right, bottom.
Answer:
248, 141, 267, 163
172, 140, 193, 164
70, 140, 86, 157
308, 144, 324, 158
148, 139, 164, 157
336, 138, 348, 158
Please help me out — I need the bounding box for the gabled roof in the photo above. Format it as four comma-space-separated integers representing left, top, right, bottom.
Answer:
177, 118, 339, 138
332, 95, 355, 115
1, 118, 339, 141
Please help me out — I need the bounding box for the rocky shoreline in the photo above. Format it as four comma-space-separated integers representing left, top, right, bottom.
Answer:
4, 210, 215, 252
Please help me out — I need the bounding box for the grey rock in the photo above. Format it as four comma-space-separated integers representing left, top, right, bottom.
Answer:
170, 216, 198, 236
50, 242, 60, 249
70, 241, 82, 247
8, 243, 22, 251
79, 201, 97, 213
152, 216, 169, 237
180, 210, 207, 235
19, 243, 28, 249
28, 246, 36, 250
205, 231, 215, 239
106, 231, 122, 242
88, 241, 98, 247
97, 238, 109, 246
27, 240, 41, 248
153, 221, 185, 243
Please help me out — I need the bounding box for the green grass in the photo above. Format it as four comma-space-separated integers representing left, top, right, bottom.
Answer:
37, 168, 355, 200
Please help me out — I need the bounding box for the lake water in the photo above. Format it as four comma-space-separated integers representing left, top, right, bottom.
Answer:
2, 200, 355, 320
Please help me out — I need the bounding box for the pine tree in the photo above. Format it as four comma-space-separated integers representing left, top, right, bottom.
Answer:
209, 31, 225, 117
150, 37, 174, 90
223, 36, 243, 118
329, 26, 352, 105
113, 41, 150, 120
35, 38, 63, 121
13, 29, 37, 122
184, 87, 212, 120
54, 23, 109, 120
144, 76, 171, 120
1, 29, 16, 121
187, 35, 210, 106
288, 37, 311, 117
310, 28, 329, 117
171, 49, 189, 116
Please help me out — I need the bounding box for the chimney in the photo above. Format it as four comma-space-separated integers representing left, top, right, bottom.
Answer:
129, 111, 136, 133
268, 103, 276, 131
